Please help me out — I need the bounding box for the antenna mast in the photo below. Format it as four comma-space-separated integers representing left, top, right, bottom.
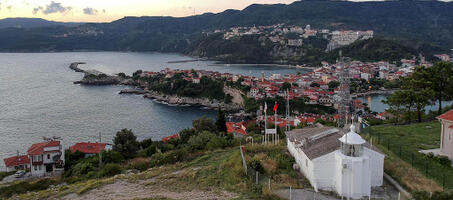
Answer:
337, 52, 351, 128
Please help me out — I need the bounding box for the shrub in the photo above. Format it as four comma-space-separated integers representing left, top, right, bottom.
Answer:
251, 183, 263, 194
72, 161, 96, 176
206, 135, 227, 150
101, 150, 124, 164
99, 163, 122, 177
141, 143, 158, 157
248, 158, 264, 174
0, 179, 58, 198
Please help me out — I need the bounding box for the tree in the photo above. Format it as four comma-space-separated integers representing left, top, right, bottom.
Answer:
215, 108, 227, 134
328, 81, 340, 90
193, 116, 216, 133
424, 62, 453, 115
281, 82, 291, 91
113, 129, 139, 159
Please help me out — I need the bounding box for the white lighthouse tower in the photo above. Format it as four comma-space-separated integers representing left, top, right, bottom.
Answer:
334, 124, 384, 199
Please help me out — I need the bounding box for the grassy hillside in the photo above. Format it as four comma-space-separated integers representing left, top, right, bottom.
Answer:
4, 144, 300, 200
364, 121, 449, 192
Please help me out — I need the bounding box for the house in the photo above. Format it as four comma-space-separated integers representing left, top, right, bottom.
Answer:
286, 124, 384, 199
70, 142, 112, 158
437, 109, 453, 160
226, 122, 248, 138
162, 133, 180, 142
27, 140, 64, 177
3, 155, 30, 172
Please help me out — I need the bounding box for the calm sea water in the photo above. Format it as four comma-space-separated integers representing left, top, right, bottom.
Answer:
359, 95, 452, 113
0, 52, 309, 170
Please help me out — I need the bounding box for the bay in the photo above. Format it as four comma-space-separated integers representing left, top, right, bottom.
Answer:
0, 52, 308, 170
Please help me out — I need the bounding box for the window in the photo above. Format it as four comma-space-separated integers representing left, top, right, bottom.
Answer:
305, 159, 308, 167
47, 154, 50, 159
34, 166, 37, 171
38, 165, 41, 170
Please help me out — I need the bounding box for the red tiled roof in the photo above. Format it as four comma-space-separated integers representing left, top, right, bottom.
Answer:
449, 124, 453, 129
27, 140, 60, 155
437, 109, 453, 122
3, 155, 30, 167
226, 122, 248, 136
70, 142, 108, 154
162, 133, 180, 142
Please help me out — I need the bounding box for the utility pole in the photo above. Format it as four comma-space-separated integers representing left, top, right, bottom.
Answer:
286, 89, 290, 132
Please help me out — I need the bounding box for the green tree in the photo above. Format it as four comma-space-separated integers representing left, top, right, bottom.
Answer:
328, 81, 340, 90
281, 82, 291, 91
113, 129, 139, 159
422, 62, 453, 115
215, 107, 227, 134
193, 116, 216, 133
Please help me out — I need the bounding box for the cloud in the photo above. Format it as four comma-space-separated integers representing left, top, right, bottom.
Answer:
83, 7, 98, 15
33, 1, 72, 15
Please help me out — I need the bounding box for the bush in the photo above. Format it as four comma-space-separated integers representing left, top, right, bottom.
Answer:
188, 131, 214, 151
413, 190, 453, 200
101, 150, 124, 164
206, 135, 227, 150
72, 161, 96, 176
0, 179, 58, 198
248, 158, 264, 173
251, 183, 263, 194
99, 163, 122, 177
140, 143, 158, 157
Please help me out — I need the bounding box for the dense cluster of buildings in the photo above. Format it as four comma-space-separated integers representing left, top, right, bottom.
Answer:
209, 23, 373, 51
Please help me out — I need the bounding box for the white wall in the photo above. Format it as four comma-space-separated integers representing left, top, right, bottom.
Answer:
312, 152, 337, 191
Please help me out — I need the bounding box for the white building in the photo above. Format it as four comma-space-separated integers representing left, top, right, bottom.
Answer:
286, 124, 385, 199
27, 140, 64, 177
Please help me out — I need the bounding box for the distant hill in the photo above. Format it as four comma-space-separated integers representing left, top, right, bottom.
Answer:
0, 18, 81, 29
0, 0, 452, 61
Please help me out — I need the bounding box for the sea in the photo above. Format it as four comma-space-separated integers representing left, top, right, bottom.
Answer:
0, 52, 309, 170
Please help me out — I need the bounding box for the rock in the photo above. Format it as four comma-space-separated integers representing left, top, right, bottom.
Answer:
143, 91, 243, 111
74, 73, 121, 85
119, 88, 146, 95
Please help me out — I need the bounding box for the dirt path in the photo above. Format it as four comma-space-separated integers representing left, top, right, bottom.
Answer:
57, 168, 238, 200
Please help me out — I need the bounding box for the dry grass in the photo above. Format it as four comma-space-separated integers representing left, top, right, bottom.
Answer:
381, 145, 443, 192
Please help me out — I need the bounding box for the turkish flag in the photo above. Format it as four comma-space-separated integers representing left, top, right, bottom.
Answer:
273, 101, 278, 112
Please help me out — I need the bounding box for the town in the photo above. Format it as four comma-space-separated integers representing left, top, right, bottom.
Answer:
207, 23, 374, 51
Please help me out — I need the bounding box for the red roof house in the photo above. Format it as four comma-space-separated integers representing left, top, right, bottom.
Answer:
3, 155, 30, 172
437, 109, 453, 160
70, 142, 111, 154
27, 140, 61, 156
162, 133, 180, 142
226, 122, 248, 137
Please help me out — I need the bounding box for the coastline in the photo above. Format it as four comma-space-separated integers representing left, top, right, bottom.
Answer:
69, 62, 243, 111
208, 63, 313, 70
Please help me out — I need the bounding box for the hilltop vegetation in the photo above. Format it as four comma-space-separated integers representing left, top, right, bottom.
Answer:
186, 33, 416, 65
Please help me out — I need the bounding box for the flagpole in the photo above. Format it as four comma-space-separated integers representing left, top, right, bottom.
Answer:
274, 101, 277, 145
265, 102, 267, 145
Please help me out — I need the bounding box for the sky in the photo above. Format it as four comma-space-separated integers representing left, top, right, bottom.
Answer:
0, 0, 451, 23
0, 0, 298, 22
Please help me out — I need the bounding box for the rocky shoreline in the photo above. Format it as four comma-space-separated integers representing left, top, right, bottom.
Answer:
69, 62, 243, 111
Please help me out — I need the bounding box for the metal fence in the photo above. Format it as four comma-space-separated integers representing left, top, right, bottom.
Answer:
363, 126, 452, 189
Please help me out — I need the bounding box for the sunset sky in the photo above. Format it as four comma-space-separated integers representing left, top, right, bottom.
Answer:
0, 0, 451, 23
0, 0, 298, 22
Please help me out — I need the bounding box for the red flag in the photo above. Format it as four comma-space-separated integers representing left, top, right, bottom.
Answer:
273, 101, 278, 112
